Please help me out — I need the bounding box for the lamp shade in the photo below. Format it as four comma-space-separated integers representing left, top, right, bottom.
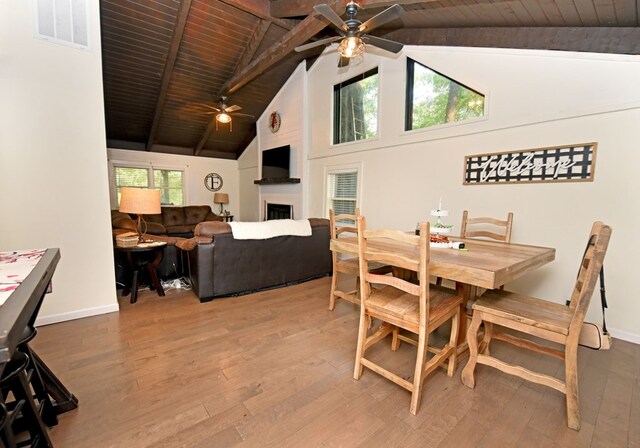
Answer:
119, 187, 161, 215
213, 193, 229, 204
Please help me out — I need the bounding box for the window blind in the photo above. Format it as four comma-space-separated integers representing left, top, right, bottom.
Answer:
327, 171, 358, 217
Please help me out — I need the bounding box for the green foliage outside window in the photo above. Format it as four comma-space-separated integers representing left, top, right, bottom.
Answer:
153, 169, 183, 206
406, 58, 484, 131
334, 68, 378, 144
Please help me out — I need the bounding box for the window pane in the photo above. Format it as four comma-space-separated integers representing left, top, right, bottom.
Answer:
407, 59, 484, 130
327, 171, 358, 218
334, 69, 378, 144
153, 169, 183, 206
114, 167, 148, 205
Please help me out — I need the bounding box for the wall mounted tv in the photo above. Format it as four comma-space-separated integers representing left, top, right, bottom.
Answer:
254, 145, 300, 184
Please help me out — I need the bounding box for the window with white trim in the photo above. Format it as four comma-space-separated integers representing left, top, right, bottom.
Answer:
326, 168, 359, 218
405, 58, 485, 131
114, 166, 185, 206
333, 68, 379, 144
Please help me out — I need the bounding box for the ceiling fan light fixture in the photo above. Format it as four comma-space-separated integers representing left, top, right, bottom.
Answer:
216, 112, 232, 123
338, 36, 364, 58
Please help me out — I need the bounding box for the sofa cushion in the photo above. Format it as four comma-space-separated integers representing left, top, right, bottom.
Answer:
162, 207, 186, 227
142, 213, 163, 224
184, 206, 212, 225
166, 225, 195, 235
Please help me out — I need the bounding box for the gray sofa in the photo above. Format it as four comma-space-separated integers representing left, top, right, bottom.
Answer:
177, 219, 332, 302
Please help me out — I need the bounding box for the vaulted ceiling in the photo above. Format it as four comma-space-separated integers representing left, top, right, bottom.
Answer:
101, 0, 640, 159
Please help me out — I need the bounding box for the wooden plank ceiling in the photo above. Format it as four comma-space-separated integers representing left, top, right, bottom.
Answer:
101, 0, 640, 159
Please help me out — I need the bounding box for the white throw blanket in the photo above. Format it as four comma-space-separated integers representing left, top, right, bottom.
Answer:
228, 219, 312, 240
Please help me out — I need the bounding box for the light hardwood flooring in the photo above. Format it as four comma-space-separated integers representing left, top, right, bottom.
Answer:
31, 276, 639, 447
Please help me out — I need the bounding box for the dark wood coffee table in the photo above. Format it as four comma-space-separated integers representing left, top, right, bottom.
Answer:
115, 242, 167, 303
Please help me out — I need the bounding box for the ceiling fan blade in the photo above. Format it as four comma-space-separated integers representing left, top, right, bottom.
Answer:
358, 4, 405, 33
295, 36, 342, 52
314, 4, 349, 32
362, 34, 404, 54
338, 55, 351, 68
226, 105, 242, 112
231, 112, 255, 119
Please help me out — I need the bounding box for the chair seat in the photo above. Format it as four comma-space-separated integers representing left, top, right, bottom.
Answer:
336, 257, 390, 275
476, 290, 573, 335
367, 285, 461, 331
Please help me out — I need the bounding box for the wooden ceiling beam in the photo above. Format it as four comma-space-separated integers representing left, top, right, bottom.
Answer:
195, 20, 270, 157
233, 20, 272, 78
269, 0, 438, 18
145, 0, 192, 151
218, 0, 298, 30
219, 0, 342, 96
385, 27, 640, 55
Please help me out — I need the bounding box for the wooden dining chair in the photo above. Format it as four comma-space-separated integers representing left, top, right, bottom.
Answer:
353, 218, 462, 415
460, 210, 514, 242
328, 208, 391, 310
461, 221, 612, 430
436, 210, 514, 288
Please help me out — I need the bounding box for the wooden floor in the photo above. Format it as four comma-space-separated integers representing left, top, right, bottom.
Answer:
32, 276, 639, 448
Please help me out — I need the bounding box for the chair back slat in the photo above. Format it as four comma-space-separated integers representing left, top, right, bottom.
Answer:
461, 210, 513, 242
567, 222, 612, 332
366, 273, 420, 296
357, 217, 431, 314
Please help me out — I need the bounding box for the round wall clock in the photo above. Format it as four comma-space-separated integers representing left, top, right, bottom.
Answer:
204, 173, 223, 191
268, 111, 281, 133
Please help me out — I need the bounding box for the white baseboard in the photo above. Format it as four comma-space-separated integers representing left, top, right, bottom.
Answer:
608, 327, 640, 345
35, 303, 120, 327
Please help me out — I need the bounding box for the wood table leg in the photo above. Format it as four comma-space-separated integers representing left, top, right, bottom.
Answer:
130, 268, 139, 303
32, 350, 79, 414
147, 247, 165, 297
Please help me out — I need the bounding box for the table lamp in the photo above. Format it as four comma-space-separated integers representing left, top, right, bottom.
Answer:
214, 192, 229, 214
119, 187, 161, 242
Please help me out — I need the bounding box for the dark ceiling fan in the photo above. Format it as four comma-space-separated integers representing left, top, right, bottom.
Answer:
193, 96, 254, 131
295, 2, 405, 67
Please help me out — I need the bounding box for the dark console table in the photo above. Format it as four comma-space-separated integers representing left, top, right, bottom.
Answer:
0, 248, 78, 416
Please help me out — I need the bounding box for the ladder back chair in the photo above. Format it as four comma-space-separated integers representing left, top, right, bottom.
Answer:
461, 221, 612, 431
328, 208, 391, 310
353, 218, 462, 415
436, 210, 514, 289
460, 210, 514, 242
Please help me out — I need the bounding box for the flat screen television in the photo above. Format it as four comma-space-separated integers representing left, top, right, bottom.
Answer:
261, 145, 290, 180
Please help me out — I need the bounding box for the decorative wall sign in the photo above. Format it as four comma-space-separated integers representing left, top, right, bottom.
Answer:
204, 172, 223, 191
464, 143, 597, 185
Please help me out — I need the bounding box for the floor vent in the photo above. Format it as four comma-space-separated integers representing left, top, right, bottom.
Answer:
34, 0, 90, 49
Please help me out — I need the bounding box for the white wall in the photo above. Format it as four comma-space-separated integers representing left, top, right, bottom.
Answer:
107, 149, 239, 216
0, 0, 118, 323
304, 46, 640, 342
238, 138, 260, 221
255, 63, 308, 220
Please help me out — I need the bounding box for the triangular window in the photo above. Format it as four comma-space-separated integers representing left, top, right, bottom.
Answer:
405, 58, 484, 131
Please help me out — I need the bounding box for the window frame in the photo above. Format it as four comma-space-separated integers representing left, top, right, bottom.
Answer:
324, 163, 363, 219
333, 67, 379, 145
405, 57, 485, 132
109, 160, 188, 208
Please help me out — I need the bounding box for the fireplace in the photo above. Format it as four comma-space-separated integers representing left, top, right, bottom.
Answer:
265, 203, 293, 220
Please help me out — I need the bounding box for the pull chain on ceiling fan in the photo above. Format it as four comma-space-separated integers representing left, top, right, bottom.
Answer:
295, 2, 405, 67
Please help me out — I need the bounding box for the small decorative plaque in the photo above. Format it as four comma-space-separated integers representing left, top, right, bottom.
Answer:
464, 143, 597, 185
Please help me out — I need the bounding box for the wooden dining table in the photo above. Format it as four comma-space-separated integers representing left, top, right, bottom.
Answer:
330, 235, 556, 345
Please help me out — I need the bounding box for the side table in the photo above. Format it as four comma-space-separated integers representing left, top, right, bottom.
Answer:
114, 242, 167, 303
221, 214, 234, 222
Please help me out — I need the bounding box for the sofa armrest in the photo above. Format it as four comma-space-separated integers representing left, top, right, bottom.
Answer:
205, 212, 223, 222
176, 236, 213, 251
